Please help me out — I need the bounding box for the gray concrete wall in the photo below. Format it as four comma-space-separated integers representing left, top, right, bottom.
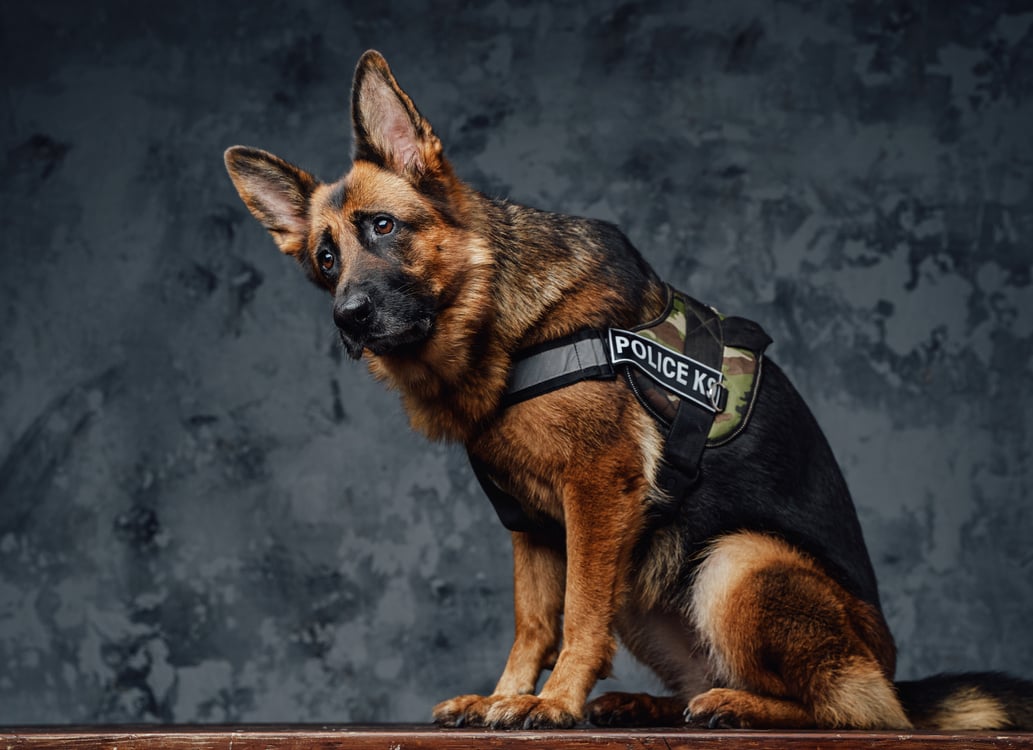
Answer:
1, 0, 1031, 724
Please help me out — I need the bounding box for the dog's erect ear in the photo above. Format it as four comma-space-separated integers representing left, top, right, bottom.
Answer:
224, 146, 316, 257
351, 50, 444, 177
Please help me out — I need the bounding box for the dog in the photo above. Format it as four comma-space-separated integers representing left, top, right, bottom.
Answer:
224, 50, 1033, 730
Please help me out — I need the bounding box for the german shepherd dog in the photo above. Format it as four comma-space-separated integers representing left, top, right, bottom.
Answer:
225, 51, 1033, 730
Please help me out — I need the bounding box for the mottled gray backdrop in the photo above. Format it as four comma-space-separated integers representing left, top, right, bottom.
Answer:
2, 0, 1032, 725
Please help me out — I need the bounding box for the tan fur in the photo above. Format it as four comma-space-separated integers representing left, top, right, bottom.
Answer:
817, 657, 912, 729
690, 532, 797, 687
921, 687, 1009, 731
689, 532, 910, 729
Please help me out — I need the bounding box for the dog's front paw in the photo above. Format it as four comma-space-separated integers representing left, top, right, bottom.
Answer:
483, 694, 580, 729
432, 694, 497, 727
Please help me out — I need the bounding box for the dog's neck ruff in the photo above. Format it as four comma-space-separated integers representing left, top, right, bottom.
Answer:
470, 285, 772, 535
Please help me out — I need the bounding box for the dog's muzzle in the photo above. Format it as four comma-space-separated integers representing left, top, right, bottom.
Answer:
334, 292, 376, 359
334, 291, 374, 334
333, 286, 434, 359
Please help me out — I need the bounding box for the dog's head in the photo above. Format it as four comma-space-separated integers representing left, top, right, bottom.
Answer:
225, 51, 474, 360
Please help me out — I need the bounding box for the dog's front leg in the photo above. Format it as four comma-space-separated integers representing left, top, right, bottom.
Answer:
482, 473, 644, 729
432, 530, 564, 727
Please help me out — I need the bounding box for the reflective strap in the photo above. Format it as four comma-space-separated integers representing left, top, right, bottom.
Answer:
503, 330, 614, 407
503, 325, 733, 413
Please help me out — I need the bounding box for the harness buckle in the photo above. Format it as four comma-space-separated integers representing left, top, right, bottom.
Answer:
708, 380, 728, 412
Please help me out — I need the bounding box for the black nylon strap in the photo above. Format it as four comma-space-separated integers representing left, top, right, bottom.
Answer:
468, 454, 564, 540
721, 316, 772, 354
656, 301, 724, 491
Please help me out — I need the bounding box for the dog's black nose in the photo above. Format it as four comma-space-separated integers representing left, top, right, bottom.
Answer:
334, 292, 374, 332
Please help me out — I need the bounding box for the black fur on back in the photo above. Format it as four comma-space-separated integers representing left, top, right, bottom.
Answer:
651, 357, 883, 614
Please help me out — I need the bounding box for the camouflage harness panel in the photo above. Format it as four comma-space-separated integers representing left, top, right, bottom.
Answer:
623, 288, 766, 446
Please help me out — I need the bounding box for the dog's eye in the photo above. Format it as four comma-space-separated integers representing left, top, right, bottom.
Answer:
372, 215, 395, 236
318, 249, 336, 274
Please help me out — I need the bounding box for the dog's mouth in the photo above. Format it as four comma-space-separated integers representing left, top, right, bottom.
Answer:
339, 317, 434, 360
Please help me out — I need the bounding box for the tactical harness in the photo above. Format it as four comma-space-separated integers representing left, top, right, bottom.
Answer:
470, 285, 772, 534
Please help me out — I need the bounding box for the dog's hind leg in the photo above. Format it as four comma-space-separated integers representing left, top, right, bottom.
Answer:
687, 531, 911, 729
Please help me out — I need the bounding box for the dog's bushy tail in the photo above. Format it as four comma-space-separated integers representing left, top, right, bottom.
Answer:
896, 672, 1033, 730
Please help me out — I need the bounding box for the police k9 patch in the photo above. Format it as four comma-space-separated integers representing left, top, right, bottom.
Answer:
608, 328, 725, 412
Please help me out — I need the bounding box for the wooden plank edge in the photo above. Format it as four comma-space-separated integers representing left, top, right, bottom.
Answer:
3, 726, 1033, 750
